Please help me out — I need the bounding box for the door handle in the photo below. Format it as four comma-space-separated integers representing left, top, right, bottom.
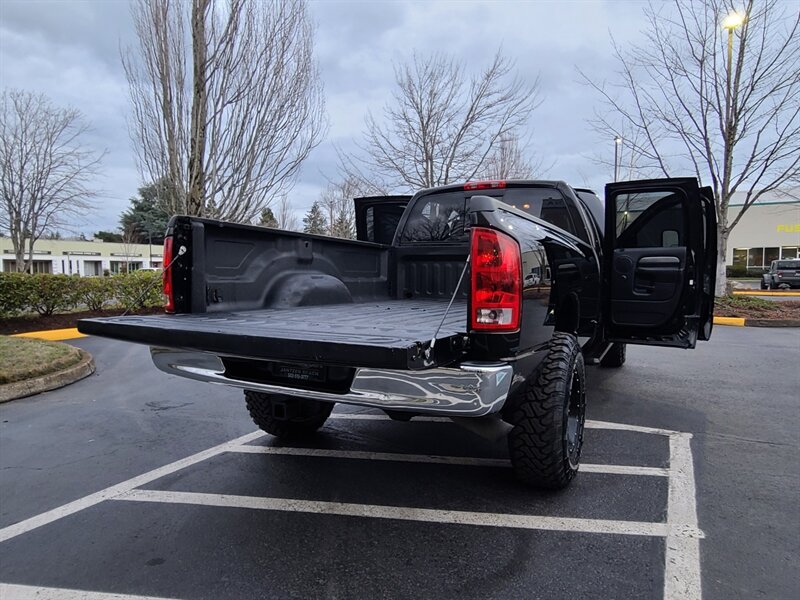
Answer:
638, 256, 680, 266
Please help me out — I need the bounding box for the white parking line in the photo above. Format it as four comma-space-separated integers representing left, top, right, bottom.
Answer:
0, 414, 702, 600
0, 431, 265, 544
227, 444, 669, 477
664, 433, 702, 600
331, 413, 679, 437
115, 488, 671, 537
0, 583, 176, 600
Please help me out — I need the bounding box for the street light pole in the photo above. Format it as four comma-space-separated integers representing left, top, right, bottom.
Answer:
722, 12, 745, 150
614, 136, 622, 181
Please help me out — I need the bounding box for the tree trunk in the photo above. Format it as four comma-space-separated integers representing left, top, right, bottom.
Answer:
12, 224, 25, 272
187, 0, 209, 217
715, 227, 729, 297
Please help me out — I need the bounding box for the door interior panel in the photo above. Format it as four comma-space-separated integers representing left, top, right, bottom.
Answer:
611, 247, 686, 327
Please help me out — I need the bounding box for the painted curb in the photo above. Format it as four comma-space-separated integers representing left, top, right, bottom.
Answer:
713, 316, 745, 327
713, 316, 800, 328
11, 328, 86, 341
732, 290, 800, 297
0, 349, 95, 403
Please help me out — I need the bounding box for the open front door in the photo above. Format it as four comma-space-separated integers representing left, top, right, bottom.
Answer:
603, 178, 716, 348
354, 196, 411, 244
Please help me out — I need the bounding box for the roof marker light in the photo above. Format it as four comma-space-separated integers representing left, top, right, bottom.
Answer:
464, 180, 506, 191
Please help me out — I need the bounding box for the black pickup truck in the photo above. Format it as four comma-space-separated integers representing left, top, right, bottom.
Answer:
79, 177, 716, 489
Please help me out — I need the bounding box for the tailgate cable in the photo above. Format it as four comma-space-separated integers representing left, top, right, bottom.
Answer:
425, 253, 471, 361
120, 245, 187, 316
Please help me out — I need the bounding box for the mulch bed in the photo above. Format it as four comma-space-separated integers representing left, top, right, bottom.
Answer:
714, 296, 800, 320
0, 307, 163, 336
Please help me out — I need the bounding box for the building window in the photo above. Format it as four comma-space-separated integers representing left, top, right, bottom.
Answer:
2, 260, 52, 273
733, 248, 747, 268
747, 247, 764, 268
782, 247, 798, 259
765, 247, 780, 265
110, 261, 143, 274
83, 261, 103, 276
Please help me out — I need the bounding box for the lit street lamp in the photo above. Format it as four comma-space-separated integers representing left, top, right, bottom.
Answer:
614, 136, 622, 181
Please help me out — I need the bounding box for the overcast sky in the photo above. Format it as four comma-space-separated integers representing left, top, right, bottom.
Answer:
0, 0, 652, 234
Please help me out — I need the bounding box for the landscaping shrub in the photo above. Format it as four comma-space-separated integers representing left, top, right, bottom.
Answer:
0, 272, 33, 318
27, 274, 81, 316
77, 276, 115, 312
114, 270, 163, 311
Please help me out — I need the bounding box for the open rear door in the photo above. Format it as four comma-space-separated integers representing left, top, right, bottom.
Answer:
603, 178, 716, 348
354, 196, 411, 244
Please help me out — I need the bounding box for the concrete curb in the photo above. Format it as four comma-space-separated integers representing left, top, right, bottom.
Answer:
744, 318, 800, 328
732, 290, 800, 297
0, 349, 95, 403
713, 316, 800, 328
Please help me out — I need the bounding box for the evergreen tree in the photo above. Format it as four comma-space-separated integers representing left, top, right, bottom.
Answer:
95, 230, 123, 243
302, 201, 328, 234
330, 213, 354, 239
119, 178, 174, 244
259, 207, 279, 228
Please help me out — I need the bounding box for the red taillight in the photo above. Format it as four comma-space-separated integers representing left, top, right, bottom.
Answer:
464, 180, 506, 191
163, 236, 174, 313
470, 227, 521, 331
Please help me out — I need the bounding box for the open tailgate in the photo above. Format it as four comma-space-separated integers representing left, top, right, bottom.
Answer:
77, 300, 467, 370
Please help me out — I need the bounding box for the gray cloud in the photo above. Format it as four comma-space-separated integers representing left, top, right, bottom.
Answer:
1, 0, 652, 232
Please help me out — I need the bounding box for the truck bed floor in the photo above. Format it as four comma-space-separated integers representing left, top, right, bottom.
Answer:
78, 300, 467, 370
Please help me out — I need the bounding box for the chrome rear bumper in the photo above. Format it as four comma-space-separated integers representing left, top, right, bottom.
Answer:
150, 348, 513, 417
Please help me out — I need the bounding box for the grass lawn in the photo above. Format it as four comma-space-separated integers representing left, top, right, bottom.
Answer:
0, 336, 83, 385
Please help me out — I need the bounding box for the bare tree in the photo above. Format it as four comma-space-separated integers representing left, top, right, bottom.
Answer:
275, 195, 300, 231
0, 89, 103, 273
119, 226, 140, 274
122, 0, 326, 223
581, 0, 800, 294
480, 134, 541, 180
320, 177, 361, 239
340, 50, 541, 192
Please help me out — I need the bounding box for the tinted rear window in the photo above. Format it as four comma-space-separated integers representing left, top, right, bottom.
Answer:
776, 260, 800, 269
401, 188, 577, 243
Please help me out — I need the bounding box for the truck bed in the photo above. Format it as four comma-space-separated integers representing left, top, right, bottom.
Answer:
78, 300, 468, 370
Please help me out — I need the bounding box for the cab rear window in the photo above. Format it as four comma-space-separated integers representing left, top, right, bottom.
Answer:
776, 260, 800, 269
400, 188, 586, 243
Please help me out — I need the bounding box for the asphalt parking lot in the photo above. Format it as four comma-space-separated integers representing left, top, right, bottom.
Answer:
0, 327, 798, 599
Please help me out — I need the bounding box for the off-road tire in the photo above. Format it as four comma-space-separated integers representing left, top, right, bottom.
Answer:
244, 391, 333, 439
600, 342, 626, 368
507, 332, 586, 489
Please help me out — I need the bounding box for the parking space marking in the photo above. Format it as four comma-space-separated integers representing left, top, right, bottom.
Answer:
114, 489, 671, 537
228, 444, 670, 477
0, 415, 702, 600
0, 583, 176, 599
329, 413, 680, 437
585, 419, 679, 436
664, 433, 702, 600
0, 431, 265, 544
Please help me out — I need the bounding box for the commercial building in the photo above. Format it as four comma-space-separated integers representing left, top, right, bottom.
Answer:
726, 198, 800, 271
1, 192, 797, 276
0, 238, 162, 275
